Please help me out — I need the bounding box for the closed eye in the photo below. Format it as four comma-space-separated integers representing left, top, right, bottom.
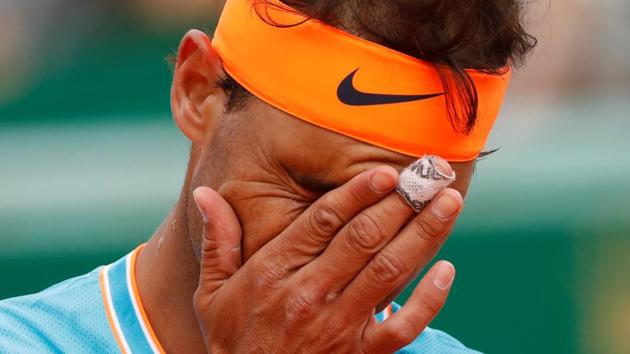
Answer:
293, 174, 340, 194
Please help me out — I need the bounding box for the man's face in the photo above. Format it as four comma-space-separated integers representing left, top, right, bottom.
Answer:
188, 97, 476, 261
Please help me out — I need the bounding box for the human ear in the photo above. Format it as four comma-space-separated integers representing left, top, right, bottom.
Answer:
171, 29, 225, 143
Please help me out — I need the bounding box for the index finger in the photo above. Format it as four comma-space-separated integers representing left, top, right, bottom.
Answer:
262, 165, 399, 265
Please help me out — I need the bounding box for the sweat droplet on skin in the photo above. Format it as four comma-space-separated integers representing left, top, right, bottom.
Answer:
396, 155, 456, 212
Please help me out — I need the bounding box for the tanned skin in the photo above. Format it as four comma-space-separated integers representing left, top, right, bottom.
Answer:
134, 30, 475, 353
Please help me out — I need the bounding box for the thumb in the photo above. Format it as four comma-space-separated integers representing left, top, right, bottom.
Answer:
193, 186, 243, 295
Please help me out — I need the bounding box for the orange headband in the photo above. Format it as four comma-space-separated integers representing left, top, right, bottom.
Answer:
213, 0, 511, 161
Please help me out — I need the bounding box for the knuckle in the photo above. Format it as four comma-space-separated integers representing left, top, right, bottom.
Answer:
192, 291, 204, 310
285, 287, 320, 325
254, 258, 285, 290
308, 202, 343, 238
417, 292, 443, 316
413, 217, 445, 242
192, 290, 211, 316
346, 213, 387, 253
200, 238, 222, 259
369, 252, 405, 285
347, 177, 375, 204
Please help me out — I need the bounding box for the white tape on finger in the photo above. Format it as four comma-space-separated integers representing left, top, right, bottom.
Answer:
396, 155, 456, 212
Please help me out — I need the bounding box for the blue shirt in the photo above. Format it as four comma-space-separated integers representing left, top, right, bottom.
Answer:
0, 247, 480, 353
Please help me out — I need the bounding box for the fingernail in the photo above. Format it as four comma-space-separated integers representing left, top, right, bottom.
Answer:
370, 170, 396, 193
431, 156, 454, 178
431, 191, 461, 220
193, 188, 208, 224
433, 262, 455, 290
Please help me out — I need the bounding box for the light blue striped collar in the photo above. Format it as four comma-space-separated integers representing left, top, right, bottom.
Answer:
99, 246, 165, 354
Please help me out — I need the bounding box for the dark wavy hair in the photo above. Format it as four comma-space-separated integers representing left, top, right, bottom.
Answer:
218, 0, 537, 134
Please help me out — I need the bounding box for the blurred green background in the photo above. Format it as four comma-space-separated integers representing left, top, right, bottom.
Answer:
1, 1, 629, 353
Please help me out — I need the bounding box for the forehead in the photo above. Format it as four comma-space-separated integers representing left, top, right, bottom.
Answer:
248, 98, 409, 159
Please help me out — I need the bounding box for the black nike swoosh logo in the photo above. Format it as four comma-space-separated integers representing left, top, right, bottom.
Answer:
337, 68, 443, 106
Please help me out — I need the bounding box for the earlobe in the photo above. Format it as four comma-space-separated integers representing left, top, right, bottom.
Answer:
171, 29, 224, 143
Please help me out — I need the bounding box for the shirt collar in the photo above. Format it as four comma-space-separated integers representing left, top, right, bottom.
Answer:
99, 245, 165, 354
99, 244, 396, 353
